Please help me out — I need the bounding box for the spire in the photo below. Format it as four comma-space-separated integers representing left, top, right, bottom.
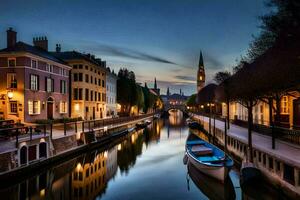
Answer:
199, 51, 204, 69
167, 87, 170, 96
154, 77, 157, 89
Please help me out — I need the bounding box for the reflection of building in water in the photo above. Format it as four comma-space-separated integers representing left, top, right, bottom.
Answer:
71, 151, 107, 200
169, 109, 184, 126
106, 146, 118, 181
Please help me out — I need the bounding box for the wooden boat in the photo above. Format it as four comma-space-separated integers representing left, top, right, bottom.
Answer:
185, 133, 234, 182
187, 163, 236, 200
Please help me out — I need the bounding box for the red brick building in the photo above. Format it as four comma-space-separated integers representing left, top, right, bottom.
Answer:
0, 28, 71, 123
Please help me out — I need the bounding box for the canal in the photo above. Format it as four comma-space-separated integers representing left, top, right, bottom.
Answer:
0, 110, 288, 200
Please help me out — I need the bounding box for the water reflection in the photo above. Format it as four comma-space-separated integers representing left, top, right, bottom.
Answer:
0, 109, 283, 200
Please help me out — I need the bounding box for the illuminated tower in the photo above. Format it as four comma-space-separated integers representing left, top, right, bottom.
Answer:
197, 51, 205, 93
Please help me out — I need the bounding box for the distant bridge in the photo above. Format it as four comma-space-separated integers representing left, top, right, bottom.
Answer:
164, 103, 187, 112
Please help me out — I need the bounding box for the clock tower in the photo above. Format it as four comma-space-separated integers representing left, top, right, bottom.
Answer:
197, 51, 205, 93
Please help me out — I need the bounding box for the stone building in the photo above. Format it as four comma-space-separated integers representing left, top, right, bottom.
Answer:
197, 51, 205, 93
105, 68, 117, 117
53, 50, 107, 120
0, 28, 71, 123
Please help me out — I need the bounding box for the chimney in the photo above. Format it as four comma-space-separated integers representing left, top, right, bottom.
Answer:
7, 27, 17, 48
33, 36, 48, 51
56, 44, 61, 53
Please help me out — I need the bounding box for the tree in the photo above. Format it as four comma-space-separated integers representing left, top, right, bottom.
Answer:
186, 94, 197, 107
213, 71, 231, 84
117, 68, 138, 115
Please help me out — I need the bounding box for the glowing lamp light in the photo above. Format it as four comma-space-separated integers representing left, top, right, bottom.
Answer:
117, 144, 122, 151
7, 91, 13, 99
74, 103, 80, 111
104, 151, 108, 158
207, 103, 210, 106
76, 163, 82, 172
200, 105, 204, 109
40, 189, 45, 197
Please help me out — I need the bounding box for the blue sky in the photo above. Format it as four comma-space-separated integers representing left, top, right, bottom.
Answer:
0, 0, 268, 95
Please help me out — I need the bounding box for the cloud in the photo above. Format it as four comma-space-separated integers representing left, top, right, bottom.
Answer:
78, 41, 179, 65
174, 75, 196, 81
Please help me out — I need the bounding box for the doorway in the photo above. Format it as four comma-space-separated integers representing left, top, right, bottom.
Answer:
47, 97, 54, 119
293, 98, 300, 129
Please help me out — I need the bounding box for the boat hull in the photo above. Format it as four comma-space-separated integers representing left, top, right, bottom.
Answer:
186, 152, 230, 182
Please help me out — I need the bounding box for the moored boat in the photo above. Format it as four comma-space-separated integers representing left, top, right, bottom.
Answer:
185, 133, 234, 182
187, 163, 236, 200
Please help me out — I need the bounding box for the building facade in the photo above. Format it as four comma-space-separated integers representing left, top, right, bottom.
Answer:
0, 28, 71, 123
222, 93, 300, 129
53, 51, 107, 120
105, 69, 117, 118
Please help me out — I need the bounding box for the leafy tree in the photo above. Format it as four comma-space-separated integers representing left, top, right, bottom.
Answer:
186, 94, 197, 107
213, 71, 231, 84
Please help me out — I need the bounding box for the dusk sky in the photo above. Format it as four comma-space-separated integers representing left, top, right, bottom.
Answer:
0, 0, 268, 95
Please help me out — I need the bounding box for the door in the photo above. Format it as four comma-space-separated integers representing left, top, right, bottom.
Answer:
47, 102, 53, 119
293, 98, 300, 129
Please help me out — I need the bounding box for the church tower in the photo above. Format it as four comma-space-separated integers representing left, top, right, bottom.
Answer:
197, 51, 205, 93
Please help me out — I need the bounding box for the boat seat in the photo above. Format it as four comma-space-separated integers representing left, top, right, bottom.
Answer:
191, 145, 213, 156
198, 156, 219, 162
187, 140, 205, 145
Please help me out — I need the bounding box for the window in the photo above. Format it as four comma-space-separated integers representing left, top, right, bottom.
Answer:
102, 80, 105, 87
10, 101, 17, 114
30, 74, 39, 90
73, 65, 78, 69
74, 73, 78, 81
46, 78, 54, 92
98, 93, 101, 102
281, 96, 289, 114
85, 89, 89, 101
78, 64, 83, 69
7, 73, 17, 89
28, 100, 40, 115
31, 60, 37, 68
74, 88, 83, 100
85, 65, 88, 70
60, 101, 67, 113
79, 88, 83, 100
85, 74, 89, 83
102, 93, 106, 102
90, 90, 93, 101
60, 80, 67, 94
98, 79, 101, 86
95, 91, 97, 101
78, 73, 83, 81
90, 76, 93, 84
74, 88, 78, 100
8, 58, 16, 67
95, 78, 97, 85
46, 64, 53, 72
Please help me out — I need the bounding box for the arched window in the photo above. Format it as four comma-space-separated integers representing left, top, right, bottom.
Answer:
20, 146, 27, 165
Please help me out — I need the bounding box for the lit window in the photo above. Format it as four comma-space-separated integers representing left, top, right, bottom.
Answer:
60, 101, 67, 113
31, 60, 37, 68
8, 58, 16, 67
28, 100, 40, 115
199, 76, 203, 81
7, 73, 17, 88
281, 96, 289, 114
30, 74, 39, 90
10, 101, 17, 114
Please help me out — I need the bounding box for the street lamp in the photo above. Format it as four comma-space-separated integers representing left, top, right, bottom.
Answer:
7, 91, 13, 99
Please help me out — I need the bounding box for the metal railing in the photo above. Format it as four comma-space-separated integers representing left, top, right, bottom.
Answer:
0, 113, 155, 149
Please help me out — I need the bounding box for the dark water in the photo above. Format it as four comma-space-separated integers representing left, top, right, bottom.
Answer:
0, 110, 286, 200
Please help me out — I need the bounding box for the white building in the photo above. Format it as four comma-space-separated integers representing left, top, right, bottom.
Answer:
106, 69, 118, 117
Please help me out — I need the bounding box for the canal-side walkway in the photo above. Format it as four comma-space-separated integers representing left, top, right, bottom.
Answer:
194, 115, 300, 166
